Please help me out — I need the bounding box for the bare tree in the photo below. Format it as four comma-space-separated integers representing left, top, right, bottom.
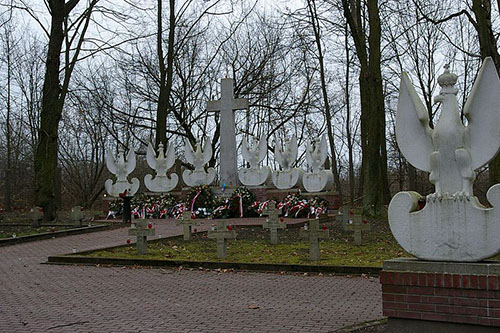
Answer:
341, 0, 389, 215
33, 0, 99, 220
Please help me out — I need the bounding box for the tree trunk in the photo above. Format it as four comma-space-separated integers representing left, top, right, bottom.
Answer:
306, 0, 343, 203
155, 0, 176, 150
34, 1, 66, 221
4, 25, 12, 211
471, 0, 500, 186
342, 0, 388, 215
344, 23, 355, 203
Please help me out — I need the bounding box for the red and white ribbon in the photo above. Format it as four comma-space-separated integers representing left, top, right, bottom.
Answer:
190, 190, 201, 212
238, 195, 243, 218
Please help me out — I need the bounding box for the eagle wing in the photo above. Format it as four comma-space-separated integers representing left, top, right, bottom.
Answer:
319, 134, 328, 166
258, 134, 267, 162
274, 137, 283, 167
105, 148, 117, 175
146, 142, 156, 170
242, 136, 251, 163
396, 72, 433, 172
464, 57, 500, 170
125, 148, 136, 175
202, 138, 212, 165
305, 139, 313, 167
184, 138, 195, 165
165, 142, 176, 170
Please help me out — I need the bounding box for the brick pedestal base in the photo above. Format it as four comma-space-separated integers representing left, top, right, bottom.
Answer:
381, 258, 500, 332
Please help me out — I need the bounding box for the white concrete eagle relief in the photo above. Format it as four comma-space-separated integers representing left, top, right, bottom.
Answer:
389, 57, 500, 261
302, 134, 333, 192
104, 147, 140, 197
144, 142, 178, 192
238, 134, 271, 186
272, 134, 303, 189
182, 137, 216, 187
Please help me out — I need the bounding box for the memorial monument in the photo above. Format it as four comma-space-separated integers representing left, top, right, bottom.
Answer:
182, 137, 216, 187
144, 142, 178, 192
272, 134, 303, 189
238, 134, 271, 186
302, 134, 333, 192
104, 147, 140, 197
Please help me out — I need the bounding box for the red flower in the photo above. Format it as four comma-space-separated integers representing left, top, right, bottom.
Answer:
227, 225, 233, 231
147, 223, 153, 229
321, 224, 326, 230
126, 239, 131, 244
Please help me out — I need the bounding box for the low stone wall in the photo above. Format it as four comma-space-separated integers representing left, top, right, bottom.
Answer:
380, 258, 500, 331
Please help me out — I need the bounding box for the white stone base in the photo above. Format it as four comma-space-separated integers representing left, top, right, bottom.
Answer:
104, 178, 140, 197
271, 169, 303, 190
238, 166, 271, 186
302, 170, 333, 193
388, 184, 500, 262
182, 168, 215, 187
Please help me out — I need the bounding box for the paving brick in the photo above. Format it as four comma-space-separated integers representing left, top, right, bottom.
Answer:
0, 218, 382, 332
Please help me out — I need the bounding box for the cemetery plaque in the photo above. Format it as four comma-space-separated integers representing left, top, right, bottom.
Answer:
176, 210, 200, 240
300, 218, 329, 261
128, 220, 155, 255
207, 220, 236, 258
262, 202, 286, 244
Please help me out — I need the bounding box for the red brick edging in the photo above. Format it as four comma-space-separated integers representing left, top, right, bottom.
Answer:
381, 259, 500, 327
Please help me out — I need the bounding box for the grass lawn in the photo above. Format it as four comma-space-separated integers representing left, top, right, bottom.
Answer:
82, 215, 409, 267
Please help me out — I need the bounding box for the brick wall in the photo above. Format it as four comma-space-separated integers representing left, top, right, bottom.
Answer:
380, 270, 500, 327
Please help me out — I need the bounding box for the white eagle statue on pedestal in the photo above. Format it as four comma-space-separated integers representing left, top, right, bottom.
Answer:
389, 57, 500, 261
144, 142, 178, 192
182, 137, 216, 187
104, 147, 140, 197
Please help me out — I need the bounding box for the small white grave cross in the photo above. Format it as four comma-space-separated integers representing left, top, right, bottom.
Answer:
336, 205, 351, 229
207, 220, 237, 258
176, 210, 200, 240
345, 215, 370, 245
207, 78, 249, 187
262, 202, 286, 244
300, 218, 329, 261
71, 206, 84, 227
128, 220, 155, 255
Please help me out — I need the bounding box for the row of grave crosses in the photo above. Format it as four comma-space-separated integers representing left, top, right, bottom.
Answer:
105, 78, 334, 198
126, 203, 370, 260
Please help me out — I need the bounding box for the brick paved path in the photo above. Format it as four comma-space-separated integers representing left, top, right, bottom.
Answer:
0, 219, 382, 332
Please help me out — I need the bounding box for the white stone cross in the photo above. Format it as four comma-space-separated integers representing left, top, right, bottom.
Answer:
207, 220, 237, 258
207, 78, 249, 187
128, 220, 155, 255
30, 206, 43, 227
336, 205, 351, 230
71, 206, 84, 227
176, 210, 200, 240
262, 202, 286, 244
345, 215, 370, 245
300, 218, 329, 261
